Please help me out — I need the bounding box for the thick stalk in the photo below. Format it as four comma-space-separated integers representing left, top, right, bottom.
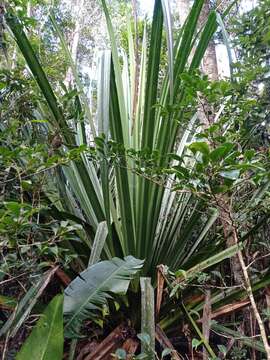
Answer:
197, 0, 219, 126
196, 2, 250, 352
140, 277, 155, 359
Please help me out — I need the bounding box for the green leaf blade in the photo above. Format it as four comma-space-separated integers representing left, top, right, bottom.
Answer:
16, 295, 64, 360
64, 256, 144, 337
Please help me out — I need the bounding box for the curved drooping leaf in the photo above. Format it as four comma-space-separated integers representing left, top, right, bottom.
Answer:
6, 9, 106, 234
5, 11, 72, 144
161, 0, 174, 103
64, 256, 144, 337
16, 294, 63, 360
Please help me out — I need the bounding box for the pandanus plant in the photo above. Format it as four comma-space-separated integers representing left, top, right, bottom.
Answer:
8, 0, 221, 270
4, 0, 224, 327
6, 0, 269, 357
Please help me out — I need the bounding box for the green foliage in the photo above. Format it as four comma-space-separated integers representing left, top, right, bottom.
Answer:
230, 0, 270, 149
16, 294, 64, 360
1, 0, 270, 358
3, 0, 226, 279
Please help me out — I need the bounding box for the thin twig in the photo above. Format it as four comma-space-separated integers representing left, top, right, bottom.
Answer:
232, 226, 270, 358
246, 252, 270, 269
0, 272, 30, 286
2, 330, 10, 360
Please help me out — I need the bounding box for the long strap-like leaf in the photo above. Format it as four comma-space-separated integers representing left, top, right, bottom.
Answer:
101, 0, 129, 147
141, 0, 163, 150
136, 0, 164, 260
5, 12, 73, 145
109, 64, 136, 254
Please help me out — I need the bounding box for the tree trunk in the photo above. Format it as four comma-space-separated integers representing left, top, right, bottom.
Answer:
196, 1, 243, 286
197, 1, 242, 286
27, 0, 32, 18
178, 0, 190, 27
64, 0, 85, 87
193, 0, 250, 351
198, 1, 219, 81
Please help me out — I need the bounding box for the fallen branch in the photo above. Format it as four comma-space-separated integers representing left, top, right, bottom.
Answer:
84, 324, 131, 360
198, 299, 250, 322
76, 340, 98, 360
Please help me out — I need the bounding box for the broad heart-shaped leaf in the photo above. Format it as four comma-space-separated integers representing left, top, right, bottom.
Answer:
64, 256, 144, 338
16, 294, 63, 360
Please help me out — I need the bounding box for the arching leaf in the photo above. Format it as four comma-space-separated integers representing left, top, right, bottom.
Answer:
64, 256, 144, 338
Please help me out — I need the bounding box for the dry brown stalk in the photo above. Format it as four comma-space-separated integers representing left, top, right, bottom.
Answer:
156, 265, 166, 318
